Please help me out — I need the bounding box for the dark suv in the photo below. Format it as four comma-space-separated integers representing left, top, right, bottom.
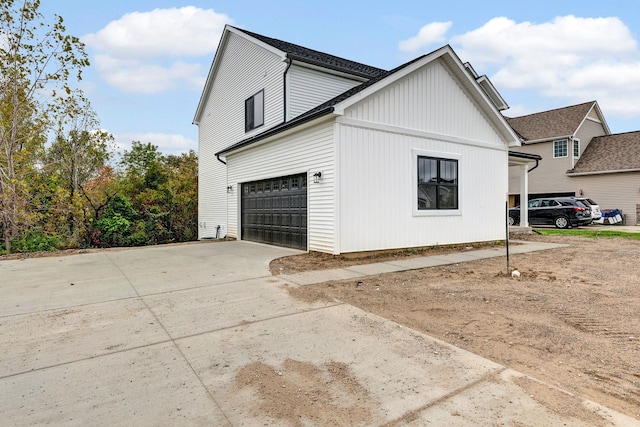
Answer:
508, 197, 592, 228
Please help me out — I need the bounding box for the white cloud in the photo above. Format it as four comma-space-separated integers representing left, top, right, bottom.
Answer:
115, 132, 197, 155
84, 7, 231, 59
403, 15, 640, 123
83, 7, 232, 94
93, 55, 204, 94
398, 21, 452, 52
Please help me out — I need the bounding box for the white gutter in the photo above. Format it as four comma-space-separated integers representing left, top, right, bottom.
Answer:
567, 168, 640, 176
522, 135, 573, 145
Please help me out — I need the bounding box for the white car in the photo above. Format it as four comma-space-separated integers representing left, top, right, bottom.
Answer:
574, 197, 601, 220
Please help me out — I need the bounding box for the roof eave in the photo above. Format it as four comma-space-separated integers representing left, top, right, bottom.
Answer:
331, 45, 520, 146
522, 134, 574, 144
216, 107, 336, 157
567, 167, 640, 176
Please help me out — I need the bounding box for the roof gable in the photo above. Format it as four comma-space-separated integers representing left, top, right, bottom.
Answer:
217, 45, 519, 156
194, 25, 386, 125
506, 101, 600, 142
569, 131, 640, 174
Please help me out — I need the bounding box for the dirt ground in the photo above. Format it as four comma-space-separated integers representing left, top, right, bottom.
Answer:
273, 234, 640, 422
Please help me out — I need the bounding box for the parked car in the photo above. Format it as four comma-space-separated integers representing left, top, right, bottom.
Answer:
508, 197, 593, 229
573, 197, 602, 220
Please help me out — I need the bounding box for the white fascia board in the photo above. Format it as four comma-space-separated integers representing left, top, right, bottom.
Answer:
522, 135, 574, 145
193, 26, 232, 125
574, 101, 611, 137
221, 114, 336, 158
333, 45, 520, 147
476, 75, 509, 111
192, 25, 287, 125
227, 26, 287, 61
567, 168, 640, 176
592, 101, 612, 135
331, 47, 454, 115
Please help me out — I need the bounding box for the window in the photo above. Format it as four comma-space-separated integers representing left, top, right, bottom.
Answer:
553, 139, 568, 158
245, 90, 264, 132
573, 139, 580, 158
417, 156, 458, 210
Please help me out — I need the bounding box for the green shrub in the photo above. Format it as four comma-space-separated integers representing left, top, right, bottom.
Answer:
12, 229, 64, 253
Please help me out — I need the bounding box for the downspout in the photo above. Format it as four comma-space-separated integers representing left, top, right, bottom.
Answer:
527, 158, 539, 173
283, 57, 293, 122
216, 154, 226, 165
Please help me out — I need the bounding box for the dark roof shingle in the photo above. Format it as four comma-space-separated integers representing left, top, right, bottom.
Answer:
569, 131, 640, 174
234, 27, 387, 79
505, 101, 595, 141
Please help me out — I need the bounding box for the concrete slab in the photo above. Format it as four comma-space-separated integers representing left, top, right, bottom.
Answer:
345, 262, 410, 276
0, 342, 230, 426
404, 369, 638, 426
0, 298, 169, 378
176, 304, 503, 424
1, 239, 634, 425
385, 256, 453, 270
507, 241, 567, 254
0, 254, 137, 316
279, 268, 363, 286
105, 241, 301, 295
143, 276, 330, 339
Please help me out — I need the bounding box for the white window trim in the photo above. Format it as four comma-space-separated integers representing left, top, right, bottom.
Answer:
553, 139, 568, 158
572, 138, 580, 159
412, 149, 462, 217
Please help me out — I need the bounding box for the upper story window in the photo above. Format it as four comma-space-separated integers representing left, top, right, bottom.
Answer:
417, 156, 458, 210
553, 139, 568, 158
573, 139, 580, 158
245, 90, 264, 132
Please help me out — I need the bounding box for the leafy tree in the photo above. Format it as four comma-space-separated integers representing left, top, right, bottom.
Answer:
0, 0, 89, 251
46, 92, 114, 242
164, 150, 198, 241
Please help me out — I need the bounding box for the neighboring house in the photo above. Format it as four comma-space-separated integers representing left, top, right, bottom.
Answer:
194, 26, 532, 253
566, 131, 640, 225
506, 101, 640, 225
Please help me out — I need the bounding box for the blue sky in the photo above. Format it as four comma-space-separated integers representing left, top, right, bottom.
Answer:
37, 1, 640, 154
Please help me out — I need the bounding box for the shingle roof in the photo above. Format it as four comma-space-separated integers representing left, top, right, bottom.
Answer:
505, 101, 596, 141
568, 131, 640, 174
233, 27, 387, 79
215, 54, 429, 157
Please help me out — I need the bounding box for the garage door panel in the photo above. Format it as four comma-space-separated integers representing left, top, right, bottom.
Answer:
241, 173, 307, 250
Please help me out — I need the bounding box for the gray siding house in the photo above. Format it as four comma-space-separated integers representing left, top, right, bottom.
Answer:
507, 101, 640, 224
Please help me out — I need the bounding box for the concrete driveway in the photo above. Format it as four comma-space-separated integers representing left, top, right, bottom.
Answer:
0, 241, 634, 426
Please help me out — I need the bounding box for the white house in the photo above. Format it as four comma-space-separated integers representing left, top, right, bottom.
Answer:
194, 26, 530, 254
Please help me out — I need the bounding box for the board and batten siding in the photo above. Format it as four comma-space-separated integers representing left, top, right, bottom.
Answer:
226, 121, 336, 252
337, 123, 508, 252
344, 60, 505, 146
197, 32, 287, 239
287, 65, 363, 120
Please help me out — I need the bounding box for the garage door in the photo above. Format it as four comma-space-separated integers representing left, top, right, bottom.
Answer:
241, 174, 307, 250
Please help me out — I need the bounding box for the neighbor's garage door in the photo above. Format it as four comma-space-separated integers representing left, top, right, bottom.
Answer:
241, 174, 307, 250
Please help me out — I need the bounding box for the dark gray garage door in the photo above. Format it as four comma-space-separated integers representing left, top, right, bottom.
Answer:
241, 174, 307, 250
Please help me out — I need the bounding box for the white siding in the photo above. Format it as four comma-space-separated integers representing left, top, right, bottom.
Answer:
226, 121, 336, 252
345, 60, 505, 146
197, 33, 287, 239
338, 123, 508, 252
287, 65, 362, 120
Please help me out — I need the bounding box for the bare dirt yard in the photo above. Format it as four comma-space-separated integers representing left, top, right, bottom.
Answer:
274, 233, 640, 422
